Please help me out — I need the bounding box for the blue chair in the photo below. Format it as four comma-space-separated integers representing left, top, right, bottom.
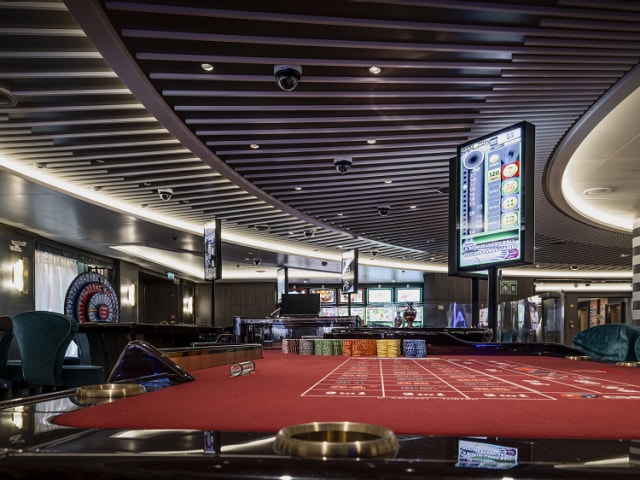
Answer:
12, 311, 105, 389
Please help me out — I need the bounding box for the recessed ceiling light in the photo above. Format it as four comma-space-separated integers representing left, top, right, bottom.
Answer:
294, 187, 302, 191
368, 65, 382, 75
250, 143, 260, 149
366, 139, 377, 145
384, 180, 392, 184
583, 187, 612, 196
201, 63, 214, 72
410, 205, 417, 209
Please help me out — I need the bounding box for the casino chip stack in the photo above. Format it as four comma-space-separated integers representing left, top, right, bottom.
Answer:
314, 339, 333, 356
282, 338, 301, 354
300, 338, 315, 355
350, 339, 377, 357
403, 339, 427, 358
376, 339, 401, 358
330, 339, 343, 356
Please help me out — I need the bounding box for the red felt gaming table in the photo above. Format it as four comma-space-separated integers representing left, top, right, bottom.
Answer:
54, 348, 640, 440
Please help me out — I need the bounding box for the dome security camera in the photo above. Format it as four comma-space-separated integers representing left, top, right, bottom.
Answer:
252, 258, 262, 266
274, 64, 302, 92
303, 229, 315, 238
334, 157, 353, 174
158, 188, 173, 201
377, 205, 391, 216
370, 248, 380, 257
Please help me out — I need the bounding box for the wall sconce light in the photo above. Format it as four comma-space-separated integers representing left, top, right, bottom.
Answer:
12, 258, 27, 294
183, 296, 193, 315
127, 283, 136, 307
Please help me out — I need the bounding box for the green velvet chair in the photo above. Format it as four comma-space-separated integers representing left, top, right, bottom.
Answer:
12, 311, 105, 389
572, 323, 640, 362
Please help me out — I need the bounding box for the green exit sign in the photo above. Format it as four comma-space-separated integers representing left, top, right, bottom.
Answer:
500, 279, 518, 295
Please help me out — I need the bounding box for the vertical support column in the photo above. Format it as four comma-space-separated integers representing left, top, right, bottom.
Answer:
488, 267, 499, 341
633, 213, 640, 325
471, 277, 480, 328
210, 279, 216, 327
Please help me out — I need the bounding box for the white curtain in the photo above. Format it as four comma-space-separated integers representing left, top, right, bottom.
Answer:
34, 250, 79, 313
34, 251, 80, 356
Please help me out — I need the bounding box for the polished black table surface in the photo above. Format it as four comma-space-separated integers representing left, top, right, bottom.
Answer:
0, 388, 637, 479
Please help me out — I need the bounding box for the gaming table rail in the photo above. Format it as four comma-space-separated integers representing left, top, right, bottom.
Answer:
0, 452, 637, 479
325, 329, 585, 357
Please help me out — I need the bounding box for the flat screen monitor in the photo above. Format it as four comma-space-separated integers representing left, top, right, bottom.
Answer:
367, 288, 393, 304
449, 121, 535, 274
203, 219, 222, 281
396, 287, 422, 303
310, 288, 336, 304
276, 267, 288, 303
280, 293, 321, 316
340, 249, 359, 294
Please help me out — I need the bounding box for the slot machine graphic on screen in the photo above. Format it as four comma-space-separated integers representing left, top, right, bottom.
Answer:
449, 121, 535, 275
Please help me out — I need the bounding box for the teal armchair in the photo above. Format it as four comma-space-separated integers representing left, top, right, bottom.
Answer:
572, 323, 640, 363
12, 311, 105, 389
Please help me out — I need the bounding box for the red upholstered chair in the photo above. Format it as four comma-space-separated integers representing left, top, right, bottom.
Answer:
11, 311, 105, 390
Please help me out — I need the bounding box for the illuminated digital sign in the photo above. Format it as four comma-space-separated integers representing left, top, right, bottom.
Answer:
340, 249, 359, 294
203, 219, 222, 281
449, 121, 535, 274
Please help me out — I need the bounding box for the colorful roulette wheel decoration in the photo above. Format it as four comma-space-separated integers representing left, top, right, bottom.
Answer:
64, 272, 120, 323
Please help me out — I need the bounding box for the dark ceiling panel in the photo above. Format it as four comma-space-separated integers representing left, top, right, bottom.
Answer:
0, 0, 637, 281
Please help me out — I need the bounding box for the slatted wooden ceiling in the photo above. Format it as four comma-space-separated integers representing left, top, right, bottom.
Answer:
0, 0, 638, 277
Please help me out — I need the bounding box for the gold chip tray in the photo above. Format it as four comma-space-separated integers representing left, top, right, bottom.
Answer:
75, 383, 146, 405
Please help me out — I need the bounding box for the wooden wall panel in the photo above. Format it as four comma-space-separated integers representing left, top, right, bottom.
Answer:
195, 282, 212, 325
140, 276, 177, 324
213, 282, 276, 328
